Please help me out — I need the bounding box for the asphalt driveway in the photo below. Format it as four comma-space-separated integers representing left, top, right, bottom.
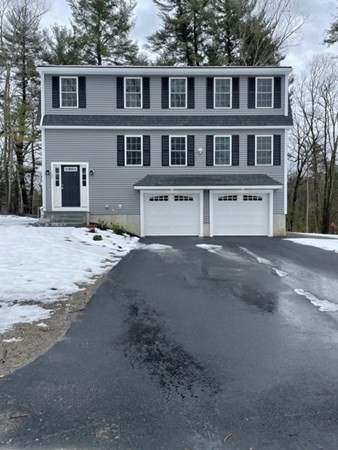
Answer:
1, 236, 338, 450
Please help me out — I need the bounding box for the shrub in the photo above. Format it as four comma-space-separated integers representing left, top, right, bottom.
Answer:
97, 218, 108, 230
93, 234, 103, 241
111, 222, 126, 235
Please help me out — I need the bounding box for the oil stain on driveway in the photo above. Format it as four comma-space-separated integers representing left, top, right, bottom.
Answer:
1, 237, 338, 450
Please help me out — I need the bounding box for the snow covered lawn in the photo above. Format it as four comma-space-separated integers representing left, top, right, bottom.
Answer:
286, 237, 338, 253
0, 215, 139, 333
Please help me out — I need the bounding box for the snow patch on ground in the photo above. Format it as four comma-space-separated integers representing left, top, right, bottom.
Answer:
291, 232, 338, 239
286, 238, 338, 253
0, 304, 53, 334
239, 246, 272, 265
138, 243, 173, 251
196, 244, 223, 254
272, 268, 288, 278
0, 215, 140, 333
295, 289, 338, 312
2, 337, 23, 343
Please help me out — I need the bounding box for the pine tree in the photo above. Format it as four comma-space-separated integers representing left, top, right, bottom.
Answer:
42, 25, 82, 65
68, 0, 139, 65
1, 0, 44, 214
147, 0, 212, 66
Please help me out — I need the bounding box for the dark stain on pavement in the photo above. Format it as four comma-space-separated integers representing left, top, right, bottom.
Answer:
125, 301, 219, 399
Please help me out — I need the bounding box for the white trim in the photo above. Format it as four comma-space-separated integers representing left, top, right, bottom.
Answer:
124, 77, 143, 109
40, 72, 45, 127
255, 135, 273, 166
214, 77, 232, 109
135, 185, 282, 191
38, 66, 293, 77
140, 189, 203, 237
169, 135, 187, 167
209, 190, 214, 237
284, 129, 288, 214
51, 162, 89, 211
124, 135, 143, 166
40, 125, 293, 131
209, 189, 274, 237
169, 77, 187, 109
42, 128, 47, 211
214, 135, 232, 166
269, 190, 274, 237
60, 76, 79, 109
255, 77, 274, 109
284, 75, 289, 117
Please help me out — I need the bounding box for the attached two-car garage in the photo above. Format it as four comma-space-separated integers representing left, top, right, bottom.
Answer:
135, 174, 281, 237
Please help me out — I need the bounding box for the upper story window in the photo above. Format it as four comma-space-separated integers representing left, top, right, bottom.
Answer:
256, 77, 273, 108
170, 136, 187, 166
125, 77, 142, 108
214, 136, 232, 166
214, 78, 232, 108
125, 136, 143, 166
169, 78, 187, 108
256, 135, 273, 165
60, 77, 78, 108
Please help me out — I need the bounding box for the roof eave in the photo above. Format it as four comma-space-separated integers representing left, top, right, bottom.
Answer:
134, 185, 282, 190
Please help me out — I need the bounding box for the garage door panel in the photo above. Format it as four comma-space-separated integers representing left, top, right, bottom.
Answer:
213, 193, 269, 236
144, 193, 200, 236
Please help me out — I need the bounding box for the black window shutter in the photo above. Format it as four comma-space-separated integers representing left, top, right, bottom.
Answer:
273, 135, 281, 165
143, 135, 151, 166
232, 135, 239, 166
232, 78, 240, 109
187, 135, 195, 166
248, 77, 256, 109
116, 77, 124, 109
162, 136, 169, 166
206, 77, 214, 109
247, 135, 255, 166
117, 135, 125, 166
52, 76, 60, 108
143, 77, 150, 109
78, 77, 86, 108
162, 77, 169, 109
206, 135, 214, 166
274, 77, 282, 109
187, 78, 195, 109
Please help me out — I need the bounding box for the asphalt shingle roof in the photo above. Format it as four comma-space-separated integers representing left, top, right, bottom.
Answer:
134, 174, 282, 187
42, 114, 293, 127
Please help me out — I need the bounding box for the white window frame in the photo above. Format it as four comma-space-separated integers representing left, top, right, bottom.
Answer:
255, 135, 273, 166
169, 135, 187, 167
125, 135, 143, 167
124, 77, 143, 109
169, 77, 187, 109
255, 77, 274, 109
60, 76, 79, 109
214, 77, 232, 109
214, 135, 232, 166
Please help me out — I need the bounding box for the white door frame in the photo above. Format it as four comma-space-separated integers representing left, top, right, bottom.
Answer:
140, 189, 203, 237
51, 162, 90, 211
209, 189, 273, 237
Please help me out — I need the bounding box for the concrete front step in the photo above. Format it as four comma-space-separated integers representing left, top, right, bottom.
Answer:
41, 212, 88, 227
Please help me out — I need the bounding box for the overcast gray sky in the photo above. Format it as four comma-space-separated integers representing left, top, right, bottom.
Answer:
44, 0, 338, 71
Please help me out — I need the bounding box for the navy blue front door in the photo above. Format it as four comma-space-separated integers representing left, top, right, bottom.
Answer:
62, 165, 80, 207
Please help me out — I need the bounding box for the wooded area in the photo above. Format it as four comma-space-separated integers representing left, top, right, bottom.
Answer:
0, 0, 337, 234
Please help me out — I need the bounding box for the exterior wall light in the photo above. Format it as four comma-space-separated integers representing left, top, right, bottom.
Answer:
89, 170, 94, 176
46, 169, 50, 175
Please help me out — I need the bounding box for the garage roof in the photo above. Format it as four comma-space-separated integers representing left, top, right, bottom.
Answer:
134, 174, 282, 189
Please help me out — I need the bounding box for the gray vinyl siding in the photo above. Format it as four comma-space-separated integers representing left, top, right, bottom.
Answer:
44, 75, 285, 116
45, 129, 285, 216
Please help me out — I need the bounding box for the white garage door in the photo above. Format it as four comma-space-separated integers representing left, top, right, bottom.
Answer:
144, 193, 200, 236
212, 193, 269, 236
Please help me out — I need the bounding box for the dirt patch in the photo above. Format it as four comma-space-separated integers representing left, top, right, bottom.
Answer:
0, 273, 108, 376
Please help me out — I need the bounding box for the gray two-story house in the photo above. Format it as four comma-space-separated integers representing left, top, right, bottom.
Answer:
37, 65, 292, 237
